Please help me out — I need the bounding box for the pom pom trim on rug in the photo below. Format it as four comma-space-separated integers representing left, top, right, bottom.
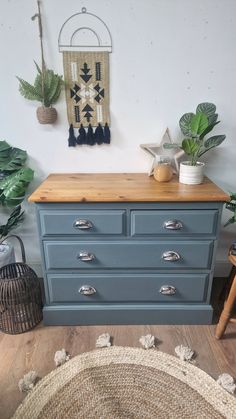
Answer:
96, 333, 111, 348
54, 349, 70, 367
139, 334, 155, 349
18, 371, 38, 393
13, 346, 236, 419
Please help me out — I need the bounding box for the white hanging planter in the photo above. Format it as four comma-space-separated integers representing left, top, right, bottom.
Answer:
0, 242, 15, 268
179, 161, 205, 185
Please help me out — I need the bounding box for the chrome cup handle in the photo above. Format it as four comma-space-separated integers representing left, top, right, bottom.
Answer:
73, 219, 93, 230
79, 285, 96, 295
163, 220, 183, 230
159, 285, 176, 295
161, 251, 181, 261
78, 251, 95, 262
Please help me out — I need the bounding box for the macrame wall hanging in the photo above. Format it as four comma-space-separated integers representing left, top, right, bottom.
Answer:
58, 7, 112, 146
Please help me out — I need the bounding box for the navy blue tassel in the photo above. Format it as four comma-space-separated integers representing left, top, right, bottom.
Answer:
94, 123, 105, 144
77, 124, 86, 145
104, 123, 111, 144
86, 124, 95, 145
68, 124, 76, 147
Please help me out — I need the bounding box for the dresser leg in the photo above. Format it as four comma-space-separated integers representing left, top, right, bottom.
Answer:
215, 273, 236, 339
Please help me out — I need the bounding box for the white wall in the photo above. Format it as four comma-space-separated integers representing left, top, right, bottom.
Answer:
1, 0, 236, 275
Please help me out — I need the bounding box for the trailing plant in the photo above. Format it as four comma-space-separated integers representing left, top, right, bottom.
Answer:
0, 140, 34, 207
164, 102, 226, 166
17, 62, 63, 108
224, 193, 236, 227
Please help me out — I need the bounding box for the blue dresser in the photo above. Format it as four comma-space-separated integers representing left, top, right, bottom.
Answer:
29, 173, 229, 325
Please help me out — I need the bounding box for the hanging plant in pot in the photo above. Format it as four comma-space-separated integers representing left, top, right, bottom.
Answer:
164, 102, 226, 185
16, 0, 63, 124
17, 63, 63, 124
0, 140, 34, 267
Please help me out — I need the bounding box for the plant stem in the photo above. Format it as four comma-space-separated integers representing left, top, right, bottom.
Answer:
37, 0, 46, 105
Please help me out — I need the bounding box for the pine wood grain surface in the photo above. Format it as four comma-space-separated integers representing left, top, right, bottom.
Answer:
28, 173, 229, 203
0, 322, 236, 419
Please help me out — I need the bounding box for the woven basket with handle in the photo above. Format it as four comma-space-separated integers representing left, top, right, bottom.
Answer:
0, 235, 43, 334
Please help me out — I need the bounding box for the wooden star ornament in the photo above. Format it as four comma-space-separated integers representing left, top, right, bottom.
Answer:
140, 128, 185, 176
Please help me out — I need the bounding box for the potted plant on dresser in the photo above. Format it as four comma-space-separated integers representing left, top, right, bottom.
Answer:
164, 102, 226, 184
0, 140, 34, 267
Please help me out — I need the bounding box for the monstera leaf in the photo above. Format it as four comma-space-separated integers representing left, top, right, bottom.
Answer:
0, 140, 27, 172
0, 167, 34, 206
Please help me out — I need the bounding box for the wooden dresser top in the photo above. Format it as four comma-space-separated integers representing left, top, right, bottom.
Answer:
28, 173, 229, 203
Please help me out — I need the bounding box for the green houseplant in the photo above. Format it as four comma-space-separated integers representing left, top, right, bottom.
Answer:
17, 63, 63, 124
164, 102, 226, 184
224, 193, 236, 227
16, 1, 63, 124
0, 140, 34, 267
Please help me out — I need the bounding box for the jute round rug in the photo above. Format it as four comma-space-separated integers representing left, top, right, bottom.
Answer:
13, 346, 236, 419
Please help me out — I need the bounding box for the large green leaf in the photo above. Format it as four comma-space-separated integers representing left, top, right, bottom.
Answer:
0, 205, 24, 239
208, 113, 218, 125
181, 138, 199, 155
198, 135, 226, 157
196, 102, 216, 117
190, 112, 208, 136
199, 121, 220, 140
179, 113, 194, 135
0, 167, 34, 206
0, 141, 27, 172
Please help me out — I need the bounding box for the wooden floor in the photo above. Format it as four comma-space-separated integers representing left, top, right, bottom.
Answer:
0, 322, 236, 419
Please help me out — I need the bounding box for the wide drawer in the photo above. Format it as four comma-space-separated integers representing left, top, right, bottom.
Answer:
131, 210, 218, 236
39, 210, 126, 236
44, 240, 213, 270
47, 273, 208, 303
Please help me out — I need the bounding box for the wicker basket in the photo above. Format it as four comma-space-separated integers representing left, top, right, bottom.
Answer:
36, 106, 57, 124
0, 235, 43, 334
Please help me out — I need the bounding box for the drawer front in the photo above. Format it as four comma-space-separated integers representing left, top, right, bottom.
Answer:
131, 210, 218, 236
48, 273, 208, 303
44, 240, 213, 270
40, 210, 126, 236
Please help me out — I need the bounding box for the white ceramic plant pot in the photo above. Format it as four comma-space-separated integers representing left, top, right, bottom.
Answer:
0, 242, 15, 268
179, 161, 205, 185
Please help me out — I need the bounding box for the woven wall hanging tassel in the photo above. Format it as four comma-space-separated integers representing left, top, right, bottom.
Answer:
86, 124, 95, 145
68, 124, 76, 147
95, 123, 105, 144
77, 124, 86, 145
104, 123, 111, 144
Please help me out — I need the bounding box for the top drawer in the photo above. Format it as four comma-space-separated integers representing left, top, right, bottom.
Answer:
39, 210, 126, 236
131, 210, 218, 236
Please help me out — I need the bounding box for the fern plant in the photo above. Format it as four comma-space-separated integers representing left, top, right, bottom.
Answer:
17, 62, 63, 108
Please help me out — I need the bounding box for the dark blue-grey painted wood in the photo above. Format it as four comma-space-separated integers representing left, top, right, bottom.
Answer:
33, 199, 224, 325
40, 210, 126, 236
42, 304, 213, 325
47, 273, 208, 303
44, 240, 213, 270
131, 210, 218, 237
